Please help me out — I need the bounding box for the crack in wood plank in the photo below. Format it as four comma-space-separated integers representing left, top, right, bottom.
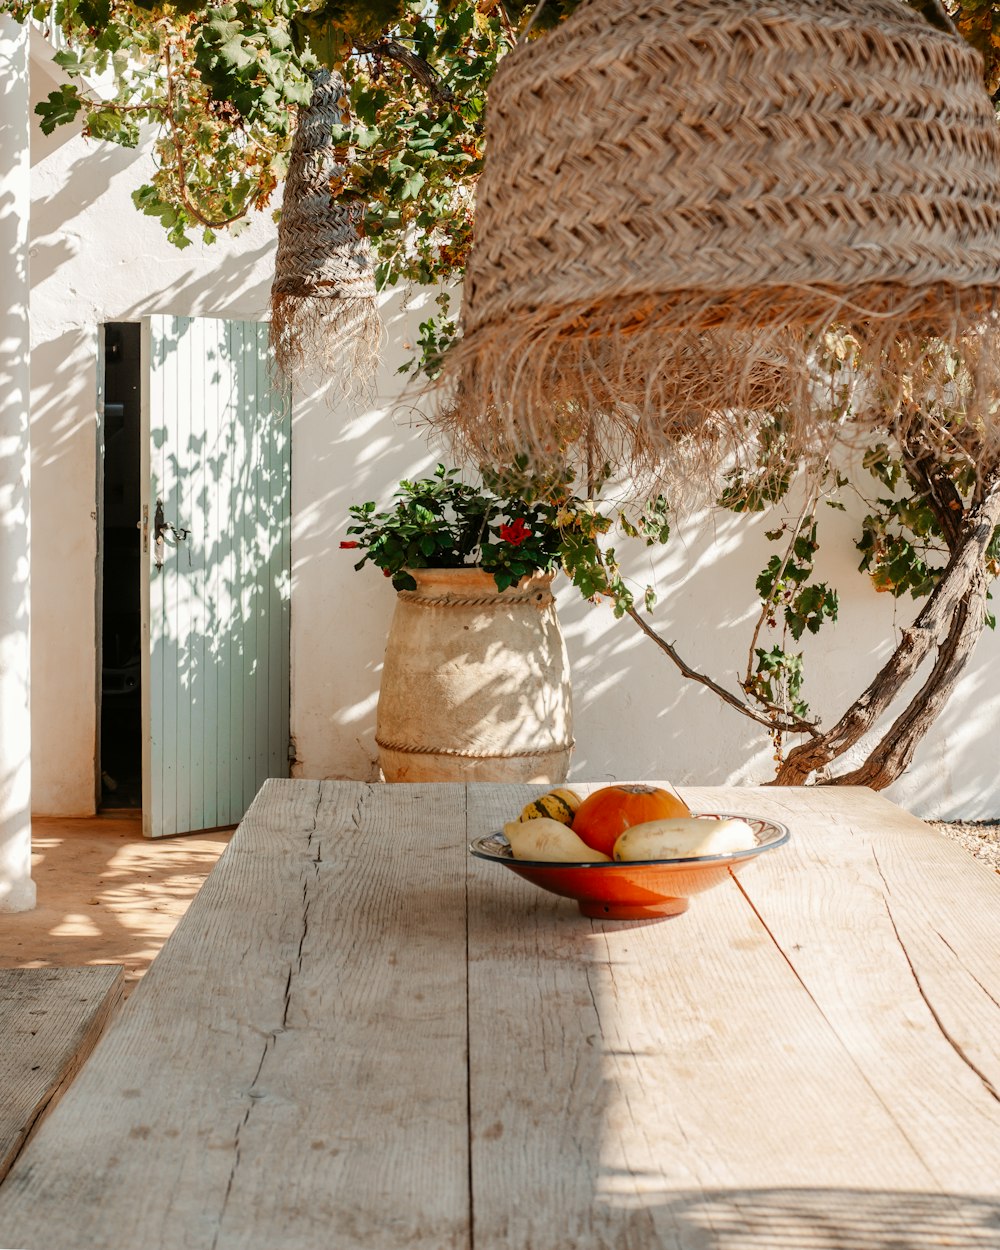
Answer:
933, 926, 1000, 1014
349, 784, 370, 836
210, 783, 326, 1250
731, 869, 952, 1182
872, 849, 1000, 1106
731, 873, 818, 1000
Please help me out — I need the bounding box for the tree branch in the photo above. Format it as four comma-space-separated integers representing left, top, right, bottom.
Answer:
741, 499, 817, 692
624, 606, 820, 737
901, 435, 968, 551
909, 0, 960, 36
518, 0, 550, 42
357, 39, 455, 106
477, 0, 518, 42
829, 568, 987, 788
772, 470, 1000, 785
163, 40, 252, 229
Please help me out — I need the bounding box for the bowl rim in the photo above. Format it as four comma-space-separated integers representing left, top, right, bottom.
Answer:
468, 811, 790, 869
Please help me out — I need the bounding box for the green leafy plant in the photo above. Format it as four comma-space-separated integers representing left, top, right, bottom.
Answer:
12, 0, 998, 267
342, 462, 600, 592
343, 461, 674, 612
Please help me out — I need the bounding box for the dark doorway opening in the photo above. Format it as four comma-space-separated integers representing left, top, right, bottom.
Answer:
100, 322, 142, 809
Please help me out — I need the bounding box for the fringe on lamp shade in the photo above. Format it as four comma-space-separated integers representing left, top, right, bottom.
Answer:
433, 0, 1000, 491
270, 69, 381, 387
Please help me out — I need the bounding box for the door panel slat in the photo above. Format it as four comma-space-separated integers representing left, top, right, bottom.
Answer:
142, 316, 291, 838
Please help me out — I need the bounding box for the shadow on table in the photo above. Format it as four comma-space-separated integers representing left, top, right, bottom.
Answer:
591, 1187, 1000, 1249
467, 879, 1000, 1250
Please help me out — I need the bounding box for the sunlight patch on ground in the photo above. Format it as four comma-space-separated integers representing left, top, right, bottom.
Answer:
0, 817, 233, 993
48, 912, 103, 938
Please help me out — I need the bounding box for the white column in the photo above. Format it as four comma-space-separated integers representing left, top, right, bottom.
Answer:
0, 15, 35, 910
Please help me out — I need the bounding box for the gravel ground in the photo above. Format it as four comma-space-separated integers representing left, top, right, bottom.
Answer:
928, 820, 1000, 873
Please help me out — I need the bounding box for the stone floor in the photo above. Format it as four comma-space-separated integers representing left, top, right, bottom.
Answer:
0, 813, 233, 996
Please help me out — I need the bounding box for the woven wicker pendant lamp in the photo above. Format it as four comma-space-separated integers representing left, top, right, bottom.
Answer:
269, 69, 380, 385
436, 0, 1000, 485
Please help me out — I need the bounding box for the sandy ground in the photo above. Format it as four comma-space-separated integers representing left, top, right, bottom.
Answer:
0, 813, 233, 995
928, 820, 1000, 873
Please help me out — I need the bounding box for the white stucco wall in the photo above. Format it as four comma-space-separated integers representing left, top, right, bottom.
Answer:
0, 16, 36, 910
290, 318, 1000, 821
25, 48, 1000, 822
28, 50, 280, 815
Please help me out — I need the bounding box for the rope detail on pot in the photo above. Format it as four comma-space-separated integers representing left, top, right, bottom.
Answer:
394, 590, 551, 608
375, 737, 575, 759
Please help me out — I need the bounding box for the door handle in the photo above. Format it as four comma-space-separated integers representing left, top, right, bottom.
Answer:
152, 499, 191, 570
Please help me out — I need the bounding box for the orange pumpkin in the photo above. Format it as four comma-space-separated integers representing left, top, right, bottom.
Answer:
572, 784, 690, 857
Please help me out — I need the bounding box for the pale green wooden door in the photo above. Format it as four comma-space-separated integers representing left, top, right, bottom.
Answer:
140, 316, 291, 838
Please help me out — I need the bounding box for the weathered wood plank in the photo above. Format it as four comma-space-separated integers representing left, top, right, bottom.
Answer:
465, 783, 1000, 1250
0, 780, 470, 1250
683, 785, 1000, 1199
202, 780, 471, 1249
0, 966, 124, 1183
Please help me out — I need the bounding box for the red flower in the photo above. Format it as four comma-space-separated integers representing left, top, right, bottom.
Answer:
500, 518, 532, 547
340, 540, 360, 549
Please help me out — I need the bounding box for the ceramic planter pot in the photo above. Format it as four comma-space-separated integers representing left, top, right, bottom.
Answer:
375, 568, 574, 783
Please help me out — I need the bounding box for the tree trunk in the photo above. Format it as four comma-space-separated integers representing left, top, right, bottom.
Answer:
831, 569, 987, 788
772, 475, 1000, 787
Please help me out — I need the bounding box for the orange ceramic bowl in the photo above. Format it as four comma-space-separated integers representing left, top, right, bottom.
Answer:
469, 812, 789, 920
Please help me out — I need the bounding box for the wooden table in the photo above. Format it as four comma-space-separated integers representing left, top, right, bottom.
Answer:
1, 780, 999, 1249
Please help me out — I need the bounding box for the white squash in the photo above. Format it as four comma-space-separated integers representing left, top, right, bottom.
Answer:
613, 817, 757, 862
503, 818, 611, 863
